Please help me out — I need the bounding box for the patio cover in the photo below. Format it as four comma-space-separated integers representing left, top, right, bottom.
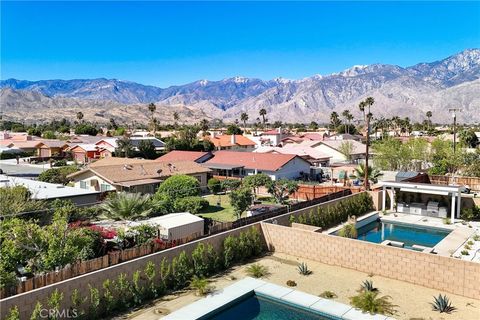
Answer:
203, 163, 245, 170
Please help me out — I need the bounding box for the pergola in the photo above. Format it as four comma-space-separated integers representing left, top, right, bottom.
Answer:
378, 181, 462, 223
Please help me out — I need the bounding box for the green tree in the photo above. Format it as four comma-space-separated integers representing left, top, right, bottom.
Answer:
138, 139, 157, 159
330, 112, 341, 131
229, 188, 253, 219
426, 111, 432, 130
226, 124, 243, 135
309, 121, 318, 131
156, 174, 201, 200
100, 192, 152, 220
242, 173, 272, 201
342, 110, 353, 134
42, 130, 57, 139
199, 118, 210, 133
76, 111, 84, 122
0, 186, 45, 216
116, 136, 134, 158
268, 179, 299, 204
148, 103, 157, 135
38, 166, 79, 184
74, 123, 98, 135
207, 178, 222, 194
459, 129, 479, 148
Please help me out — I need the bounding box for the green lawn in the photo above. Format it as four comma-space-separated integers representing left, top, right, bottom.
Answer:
199, 194, 237, 222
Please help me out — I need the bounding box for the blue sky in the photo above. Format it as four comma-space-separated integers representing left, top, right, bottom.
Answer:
1, 1, 479, 87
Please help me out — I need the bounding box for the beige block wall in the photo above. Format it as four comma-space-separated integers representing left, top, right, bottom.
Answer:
261, 222, 480, 300
0, 224, 262, 320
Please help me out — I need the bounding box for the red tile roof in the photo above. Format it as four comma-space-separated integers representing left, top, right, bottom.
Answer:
204, 151, 300, 171
156, 150, 210, 162
205, 135, 256, 148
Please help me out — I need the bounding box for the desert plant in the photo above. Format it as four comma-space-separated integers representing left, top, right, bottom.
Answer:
297, 262, 312, 276
464, 244, 472, 250
338, 223, 358, 238
100, 192, 152, 220
30, 301, 43, 320
430, 294, 456, 314
245, 263, 269, 278
319, 291, 337, 299
473, 234, 480, 241
144, 261, 157, 298
350, 291, 396, 315
461, 250, 469, 255
47, 289, 63, 320
443, 218, 451, 225
189, 276, 214, 296
286, 280, 297, 287
4, 306, 19, 320
467, 240, 474, 246
359, 280, 378, 292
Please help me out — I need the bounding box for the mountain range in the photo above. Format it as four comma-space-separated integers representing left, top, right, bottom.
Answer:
1, 49, 479, 124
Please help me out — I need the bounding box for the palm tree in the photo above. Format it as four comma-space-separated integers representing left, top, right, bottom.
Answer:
101, 192, 152, 220
359, 97, 375, 190
116, 136, 133, 158
259, 109, 267, 126
426, 111, 432, 131
76, 111, 84, 122
342, 110, 352, 134
148, 103, 157, 135
240, 112, 249, 132
353, 163, 383, 184
199, 118, 209, 133
330, 112, 340, 131
173, 111, 179, 128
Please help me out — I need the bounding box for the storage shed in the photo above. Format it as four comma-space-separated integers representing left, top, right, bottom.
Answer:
137, 213, 204, 242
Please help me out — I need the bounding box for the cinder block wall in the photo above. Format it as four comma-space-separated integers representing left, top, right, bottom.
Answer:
261, 222, 480, 300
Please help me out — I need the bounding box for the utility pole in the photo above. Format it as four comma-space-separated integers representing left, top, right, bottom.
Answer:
448, 108, 462, 154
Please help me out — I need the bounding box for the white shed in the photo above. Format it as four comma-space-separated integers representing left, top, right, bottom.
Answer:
140, 213, 204, 242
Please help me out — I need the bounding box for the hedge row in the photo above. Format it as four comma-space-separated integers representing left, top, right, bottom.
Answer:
3, 227, 264, 320
290, 192, 374, 230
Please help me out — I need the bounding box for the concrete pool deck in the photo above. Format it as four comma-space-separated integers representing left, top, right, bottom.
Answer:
161, 277, 395, 320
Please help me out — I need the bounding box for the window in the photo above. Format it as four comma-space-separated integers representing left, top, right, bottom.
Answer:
80, 181, 87, 189
100, 184, 111, 192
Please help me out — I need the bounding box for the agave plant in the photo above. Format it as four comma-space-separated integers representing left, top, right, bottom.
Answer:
350, 291, 396, 315
359, 280, 378, 292
245, 263, 269, 278
189, 276, 214, 296
297, 262, 312, 276
101, 192, 152, 220
430, 294, 456, 314
338, 223, 357, 239
319, 291, 337, 299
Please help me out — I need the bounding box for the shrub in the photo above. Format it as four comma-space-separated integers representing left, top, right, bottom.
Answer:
100, 192, 153, 220
461, 250, 469, 255
102, 279, 115, 314
38, 166, 79, 184
88, 285, 100, 318
443, 218, 451, 225
292, 193, 373, 230
4, 306, 19, 320
131, 270, 144, 306
319, 291, 337, 299
70, 288, 86, 317
160, 257, 173, 292
350, 291, 396, 315
192, 243, 208, 277
359, 280, 378, 292
208, 178, 222, 194
52, 159, 67, 167
220, 179, 242, 191
338, 223, 358, 238
464, 244, 472, 250
115, 273, 132, 309
206, 243, 221, 275
245, 263, 269, 278
461, 206, 480, 221
174, 196, 209, 214
297, 262, 312, 276
223, 235, 238, 268
30, 301, 43, 320
156, 175, 201, 200
172, 251, 192, 289
431, 294, 456, 314
144, 261, 157, 298
473, 234, 480, 241
286, 280, 297, 287
189, 276, 214, 296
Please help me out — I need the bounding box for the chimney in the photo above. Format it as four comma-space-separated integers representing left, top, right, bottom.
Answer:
277, 127, 282, 134
231, 134, 236, 144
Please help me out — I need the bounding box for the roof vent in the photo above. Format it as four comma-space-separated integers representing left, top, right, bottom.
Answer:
156, 169, 163, 174
123, 164, 133, 170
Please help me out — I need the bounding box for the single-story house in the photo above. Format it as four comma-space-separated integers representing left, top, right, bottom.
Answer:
260, 128, 289, 146
254, 144, 331, 167
68, 144, 103, 163
204, 134, 256, 151
156, 150, 213, 163
9, 141, 43, 154
68, 157, 211, 194
0, 175, 100, 205
130, 137, 166, 151
309, 139, 367, 164
36, 140, 69, 158
203, 150, 311, 180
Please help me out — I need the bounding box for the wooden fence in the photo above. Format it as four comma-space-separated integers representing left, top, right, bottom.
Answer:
292, 185, 360, 200
429, 175, 480, 192
0, 240, 177, 299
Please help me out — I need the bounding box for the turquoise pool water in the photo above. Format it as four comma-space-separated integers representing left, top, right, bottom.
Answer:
207, 294, 335, 320
350, 220, 451, 250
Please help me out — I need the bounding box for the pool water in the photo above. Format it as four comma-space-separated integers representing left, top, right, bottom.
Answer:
207, 294, 333, 320
352, 220, 451, 250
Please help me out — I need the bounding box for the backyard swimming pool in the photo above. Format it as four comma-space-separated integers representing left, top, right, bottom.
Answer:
207, 294, 334, 320
343, 220, 452, 250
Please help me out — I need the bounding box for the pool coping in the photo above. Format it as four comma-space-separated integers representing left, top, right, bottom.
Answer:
161, 277, 395, 320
